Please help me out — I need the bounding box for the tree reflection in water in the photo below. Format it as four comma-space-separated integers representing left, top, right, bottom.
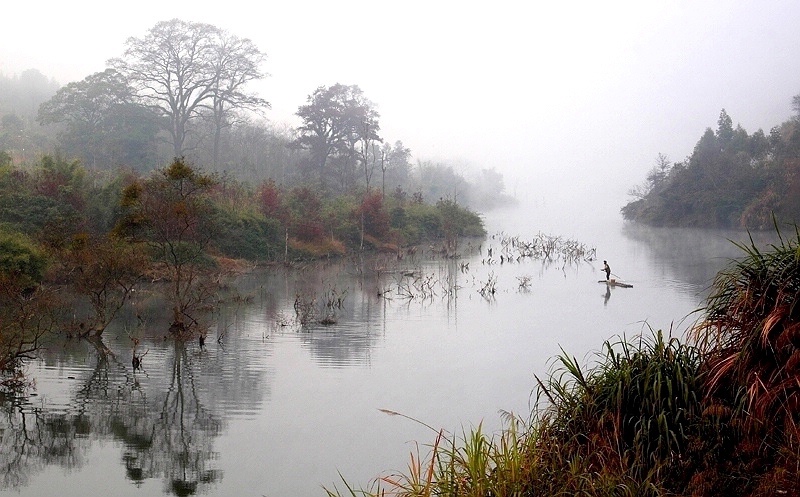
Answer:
0, 336, 222, 495
0, 395, 90, 489
153, 342, 222, 495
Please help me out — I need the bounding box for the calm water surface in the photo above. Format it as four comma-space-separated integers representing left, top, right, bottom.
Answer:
0, 203, 776, 496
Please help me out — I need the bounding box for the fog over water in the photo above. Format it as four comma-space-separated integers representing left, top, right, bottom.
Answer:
1, 2, 798, 495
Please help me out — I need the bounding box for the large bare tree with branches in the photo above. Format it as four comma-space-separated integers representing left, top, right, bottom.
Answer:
108, 19, 269, 162
205, 30, 270, 168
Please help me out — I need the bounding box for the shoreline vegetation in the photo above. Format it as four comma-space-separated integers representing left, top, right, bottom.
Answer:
326, 224, 800, 497
0, 34, 513, 376
0, 156, 488, 377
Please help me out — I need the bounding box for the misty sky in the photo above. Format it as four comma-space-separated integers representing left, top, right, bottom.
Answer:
3, 1, 800, 219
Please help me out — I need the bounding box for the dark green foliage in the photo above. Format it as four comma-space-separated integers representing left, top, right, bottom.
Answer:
402, 204, 441, 243
211, 207, 282, 261
0, 230, 47, 287
395, 200, 485, 245
435, 198, 485, 238
84, 172, 126, 234
36, 69, 160, 172
0, 191, 68, 234
389, 205, 408, 230
0, 230, 54, 374
596, 333, 701, 467
623, 104, 800, 229
540, 330, 702, 481
0, 156, 85, 245
293, 83, 381, 194
322, 195, 361, 247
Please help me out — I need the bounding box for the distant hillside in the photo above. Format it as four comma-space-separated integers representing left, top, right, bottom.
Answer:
622, 102, 800, 229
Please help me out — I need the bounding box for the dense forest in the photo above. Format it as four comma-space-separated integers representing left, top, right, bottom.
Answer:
622, 100, 800, 229
0, 19, 498, 378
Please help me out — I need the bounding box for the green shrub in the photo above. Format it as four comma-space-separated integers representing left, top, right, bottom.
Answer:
211, 207, 283, 261
0, 230, 47, 288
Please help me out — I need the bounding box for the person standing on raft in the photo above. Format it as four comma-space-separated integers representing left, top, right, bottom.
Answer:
602, 260, 611, 280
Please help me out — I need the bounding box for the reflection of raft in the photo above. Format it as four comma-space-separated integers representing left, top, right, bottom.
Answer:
599, 279, 633, 288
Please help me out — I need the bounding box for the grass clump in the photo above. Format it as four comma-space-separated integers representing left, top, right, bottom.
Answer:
525, 330, 702, 497
326, 224, 800, 497
690, 223, 800, 495
326, 331, 703, 497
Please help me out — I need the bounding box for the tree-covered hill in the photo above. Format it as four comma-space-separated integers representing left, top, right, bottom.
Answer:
622, 100, 800, 229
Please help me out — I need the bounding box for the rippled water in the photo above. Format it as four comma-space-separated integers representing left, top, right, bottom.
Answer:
0, 204, 777, 497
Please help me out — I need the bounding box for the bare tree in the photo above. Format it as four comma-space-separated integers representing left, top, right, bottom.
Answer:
109, 19, 268, 161
358, 120, 383, 190
204, 31, 270, 168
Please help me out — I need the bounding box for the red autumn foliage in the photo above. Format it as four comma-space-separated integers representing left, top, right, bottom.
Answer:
287, 186, 325, 242
257, 179, 286, 222
358, 191, 390, 238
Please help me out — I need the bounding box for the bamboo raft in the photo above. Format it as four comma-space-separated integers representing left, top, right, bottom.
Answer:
599, 279, 633, 288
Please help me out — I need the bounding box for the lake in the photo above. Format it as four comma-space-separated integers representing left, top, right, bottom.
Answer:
0, 201, 775, 497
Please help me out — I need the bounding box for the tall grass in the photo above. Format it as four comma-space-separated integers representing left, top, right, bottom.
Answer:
693, 225, 800, 444
326, 330, 701, 497
688, 224, 800, 494
530, 329, 701, 496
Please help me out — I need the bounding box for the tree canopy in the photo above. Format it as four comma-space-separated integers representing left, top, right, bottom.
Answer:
108, 18, 269, 159
4, 19, 511, 215
37, 69, 159, 170
622, 104, 800, 229
294, 83, 381, 193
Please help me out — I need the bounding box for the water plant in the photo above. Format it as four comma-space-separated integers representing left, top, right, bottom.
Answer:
516, 274, 533, 290
488, 231, 596, 266
478, 272, 497, 298
293, 293, 317, 325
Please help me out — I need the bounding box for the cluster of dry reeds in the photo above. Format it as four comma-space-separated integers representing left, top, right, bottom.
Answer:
485, 232, 596, 266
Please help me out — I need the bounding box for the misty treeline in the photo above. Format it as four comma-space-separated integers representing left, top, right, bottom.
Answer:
0, 18, 499, 378
0, 18, 511, 212
623, 100, 800, 229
